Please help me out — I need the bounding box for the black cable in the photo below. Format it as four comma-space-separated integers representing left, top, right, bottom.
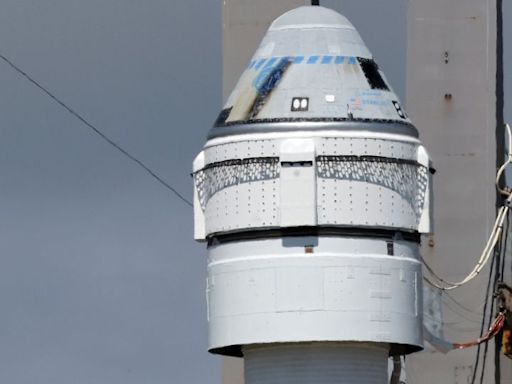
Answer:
0, 52, 193, 208
444, 291, 485, 316
479, 297, 496, 383
495, 327, 503, 384
479, 263, 498, 384
495, 211, 508, 384
479, 220, 507, 384
471, 249, 497, 384
496, 1, 505, 380
509, 211, 512, 281
504, 211, 510, 280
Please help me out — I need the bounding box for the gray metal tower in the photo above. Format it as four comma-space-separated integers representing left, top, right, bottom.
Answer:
406, 0, 511, 382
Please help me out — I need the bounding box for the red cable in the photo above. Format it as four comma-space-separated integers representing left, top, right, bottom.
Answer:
453, 312, 506, 350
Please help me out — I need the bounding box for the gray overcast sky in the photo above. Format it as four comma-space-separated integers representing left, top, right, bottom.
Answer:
0, 1, 509, 383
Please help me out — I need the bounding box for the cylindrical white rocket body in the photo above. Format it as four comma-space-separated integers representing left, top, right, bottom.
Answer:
244, 343, 388, 384
193, 5, 433, 382
207, 236, 422, 355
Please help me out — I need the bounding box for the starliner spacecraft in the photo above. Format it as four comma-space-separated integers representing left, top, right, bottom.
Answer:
193, 5, 433, 383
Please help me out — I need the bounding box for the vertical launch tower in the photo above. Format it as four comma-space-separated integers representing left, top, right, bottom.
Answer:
406, 0, 512, 382
193, 5, 433, 383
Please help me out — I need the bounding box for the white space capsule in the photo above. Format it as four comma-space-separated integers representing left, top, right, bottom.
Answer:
193, 5, 433, 383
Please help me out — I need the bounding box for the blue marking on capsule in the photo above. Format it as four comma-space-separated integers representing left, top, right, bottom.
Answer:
293, 56, 305, 64
253, 57, 290, 94
248, 60, 256, 69
321, 55, 333, 64
284, 56, 294, 64
264, 57, 277, 68
335, 56, 344, 64
307, 56, 320, 64
348, 57, 357, 65
253, 67, 272, 90
254, 58, 267, 69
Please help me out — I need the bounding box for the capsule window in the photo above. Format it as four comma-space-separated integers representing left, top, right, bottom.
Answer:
357, 58, 389, 91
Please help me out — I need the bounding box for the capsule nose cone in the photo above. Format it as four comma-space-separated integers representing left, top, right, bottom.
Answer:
269, 6, 355, 31
210, 5, 415, 140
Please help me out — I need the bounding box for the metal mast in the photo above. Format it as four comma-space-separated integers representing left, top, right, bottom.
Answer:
406, 0, 511, 382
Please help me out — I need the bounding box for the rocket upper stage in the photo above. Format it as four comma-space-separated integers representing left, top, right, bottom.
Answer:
193, 5, 433, 362
211, 6, 415, 139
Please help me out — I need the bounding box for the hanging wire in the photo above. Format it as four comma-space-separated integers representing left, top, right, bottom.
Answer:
423, 124, 512, 291
422, 205, 508, 290
468, 207, 508, 383
0, 52, 193, 208
496, 124, 512, 196
444, 292, 487, 316
502, 208, 510, 280
470, 250, 497, 384
441, 300, 484, 325
477, 248, 500, 383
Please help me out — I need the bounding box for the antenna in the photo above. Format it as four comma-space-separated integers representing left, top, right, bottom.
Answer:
311, 0, 320, 5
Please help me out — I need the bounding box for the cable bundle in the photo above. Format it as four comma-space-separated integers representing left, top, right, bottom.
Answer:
423, 124, 512, 291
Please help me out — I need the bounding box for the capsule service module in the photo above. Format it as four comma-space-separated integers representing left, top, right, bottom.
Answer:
193, 5, 432, 382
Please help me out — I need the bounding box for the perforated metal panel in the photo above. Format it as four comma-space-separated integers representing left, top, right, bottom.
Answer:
317, 136, 417, 159
204, 139, 280, 163
194, 158, 280, 210
317, 156, 428, 229
204, 178, 281, 234
193, 134, 431, 237
317, 157, 427, 214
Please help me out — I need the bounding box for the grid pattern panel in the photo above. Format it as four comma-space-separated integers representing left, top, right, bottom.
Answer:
194, 157, 280, 210
316, 156, 428, 217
